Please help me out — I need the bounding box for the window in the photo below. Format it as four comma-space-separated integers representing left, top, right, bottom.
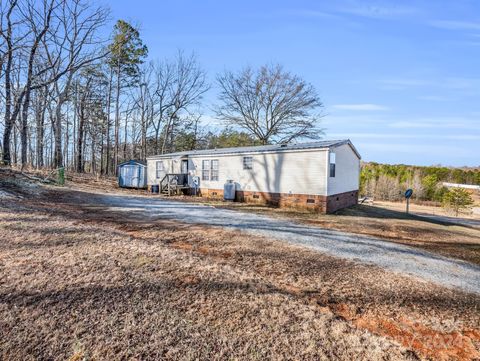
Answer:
329, 152, 336, 178
202, 160, 210, 181
156, 161, 164, 178
243, 156, 253, 170
211, 159, 219, 181
202, 159, 219, 181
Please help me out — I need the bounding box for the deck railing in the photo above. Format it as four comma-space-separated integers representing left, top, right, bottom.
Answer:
159, 173, 189, 196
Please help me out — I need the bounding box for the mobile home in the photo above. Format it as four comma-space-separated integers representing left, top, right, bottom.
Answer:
146, 140, 361, 213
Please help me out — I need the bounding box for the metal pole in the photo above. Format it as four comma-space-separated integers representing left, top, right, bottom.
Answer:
406, 198, 409, 214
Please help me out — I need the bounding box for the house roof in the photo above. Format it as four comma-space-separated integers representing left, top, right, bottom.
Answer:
147, 139, 361, 159
118, 160, 146, 167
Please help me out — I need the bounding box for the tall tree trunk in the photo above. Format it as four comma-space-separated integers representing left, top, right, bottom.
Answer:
123, 114, 128, 160
91, 123, 97, 174
35, 88, 47, 168
53, 100, 64, 168
28, 127, 34, 165
20, 90, 32, 169
131, 117, 136, 159
141, 110, 147, 160
53, 74, 73, 168
161, 119, 171, 155
1, 1, 16, 166
72, 83, 78, 171
64, 104, 69, 168
114, 64, 121, 173
82, 123, 87, 171
154, 126, 161, 155
49, 112, 54, 167
76, 98, 85, 173
13, 124, 18, 165
105, 69, 113, 174
100, 128, 104, 174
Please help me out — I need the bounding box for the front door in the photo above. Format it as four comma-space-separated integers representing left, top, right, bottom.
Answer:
181, 160, 188, 174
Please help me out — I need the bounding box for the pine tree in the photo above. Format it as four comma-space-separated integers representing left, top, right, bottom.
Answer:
442, 188, 474, 217
108, 20, 148, 173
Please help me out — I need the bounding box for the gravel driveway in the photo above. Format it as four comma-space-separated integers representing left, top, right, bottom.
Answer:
97, 193, 480, 295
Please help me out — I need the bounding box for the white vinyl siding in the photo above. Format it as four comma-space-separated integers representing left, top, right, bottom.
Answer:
189, 150, 329, 195
146, 144, 360, 197
327, 144, 360, 195
146, 158, 180, 184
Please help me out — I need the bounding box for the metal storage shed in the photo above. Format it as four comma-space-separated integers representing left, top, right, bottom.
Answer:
118, 160, 147, 189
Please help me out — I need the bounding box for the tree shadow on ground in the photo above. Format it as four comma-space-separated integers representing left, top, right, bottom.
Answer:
335, 204, 475, 228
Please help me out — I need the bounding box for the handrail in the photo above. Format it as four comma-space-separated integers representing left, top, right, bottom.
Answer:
160, 174, 168, 192
159, 173, 189, 195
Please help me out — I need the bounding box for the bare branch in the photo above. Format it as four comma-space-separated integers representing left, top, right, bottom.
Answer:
215, 64, 323, 145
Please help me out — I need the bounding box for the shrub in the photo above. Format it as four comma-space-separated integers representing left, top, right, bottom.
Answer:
442, 188, 474, 217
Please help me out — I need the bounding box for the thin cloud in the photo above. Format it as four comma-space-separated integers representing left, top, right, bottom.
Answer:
289, 9, 340, 19
417, 95, 451, 101
337, 4, 418, 19
430, 20, 480, 31
329, 132, 480, 141
379, 77, 480, 91
378, 78, 431, 91
332, 103, 389, 111
389, 119, 480, 130
360, 142, 470, 156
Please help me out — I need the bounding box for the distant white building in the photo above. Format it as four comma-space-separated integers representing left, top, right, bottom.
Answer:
443, 182, 480, 191
146, 140, 361, 213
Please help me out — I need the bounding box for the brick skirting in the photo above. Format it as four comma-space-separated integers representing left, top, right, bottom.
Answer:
197, 188, 358, 213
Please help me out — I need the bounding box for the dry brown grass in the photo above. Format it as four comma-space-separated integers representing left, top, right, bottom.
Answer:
1, 170, 479, 360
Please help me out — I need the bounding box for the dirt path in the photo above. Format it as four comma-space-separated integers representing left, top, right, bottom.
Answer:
71, 191, 480, 295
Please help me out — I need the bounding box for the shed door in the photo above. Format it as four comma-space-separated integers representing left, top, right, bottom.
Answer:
125, 165, 136, 187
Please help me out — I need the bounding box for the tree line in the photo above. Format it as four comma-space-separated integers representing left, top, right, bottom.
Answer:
361, 162, 480, 202
0, 0, 323, 174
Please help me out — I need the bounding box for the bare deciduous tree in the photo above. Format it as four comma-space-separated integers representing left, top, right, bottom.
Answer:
215, 64, 323, 144
47, 0, 109, 168
17, 0, 56, 168
1, 1, 330, 175
1, 0, 20, 165
160, 52, 209, 154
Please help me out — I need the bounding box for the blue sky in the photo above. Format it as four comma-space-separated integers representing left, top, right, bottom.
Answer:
106, 0, 479, 166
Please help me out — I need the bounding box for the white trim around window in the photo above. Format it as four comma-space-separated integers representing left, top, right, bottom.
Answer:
202, 159, 219, 181
156, 161, 164, 178
243, 156, 253, 170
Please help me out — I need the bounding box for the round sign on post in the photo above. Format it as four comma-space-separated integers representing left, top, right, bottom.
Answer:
405, 189, 413, 199
405, 188, 413, 214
